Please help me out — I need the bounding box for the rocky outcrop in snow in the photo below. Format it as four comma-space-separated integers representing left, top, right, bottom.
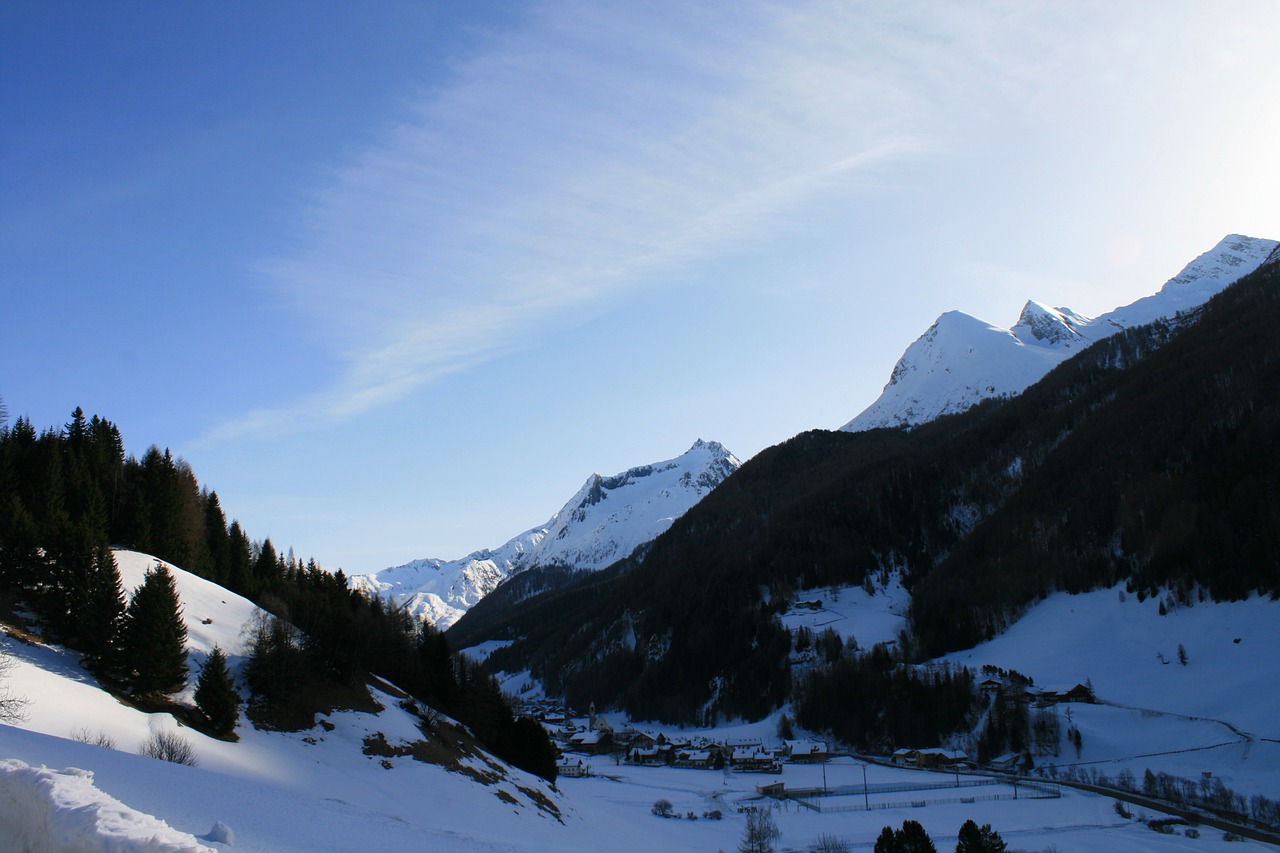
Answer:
350, 439, 741, 628
842, 234, 1278, 432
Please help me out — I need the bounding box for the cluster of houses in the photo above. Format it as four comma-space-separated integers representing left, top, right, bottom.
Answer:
624, 735, 783, 772
977, 675, 1096, 706
890, 747, 970, 769
532, 702, 829, 778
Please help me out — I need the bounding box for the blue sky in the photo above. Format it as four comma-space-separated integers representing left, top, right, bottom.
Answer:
4, 1, 1279, 573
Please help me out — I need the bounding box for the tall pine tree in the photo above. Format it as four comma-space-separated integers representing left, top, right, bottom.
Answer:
122, 564, 188, 696
80, 544, 126, 675
194, 645, 240, 737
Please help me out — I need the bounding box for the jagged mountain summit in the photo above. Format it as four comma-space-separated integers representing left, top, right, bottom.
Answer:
841, 234, 1278, 432
350, 439, 741, 628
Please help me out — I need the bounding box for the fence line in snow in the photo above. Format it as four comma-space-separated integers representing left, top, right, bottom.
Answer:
789, 780, 1061, 814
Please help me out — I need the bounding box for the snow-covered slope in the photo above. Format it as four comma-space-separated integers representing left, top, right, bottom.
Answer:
351, 439, 740, 628
774, 575, 1280, 803
941, 586, 1280, 801
842, 234, 1278, 432
0, 549, 567, 852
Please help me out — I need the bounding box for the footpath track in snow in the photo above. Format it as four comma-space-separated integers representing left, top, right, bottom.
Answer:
1101, 698, 1258, 745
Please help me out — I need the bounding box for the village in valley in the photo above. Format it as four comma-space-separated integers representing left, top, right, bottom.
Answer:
515, 589, 1103, 788
545, 701, 816, 778
525, 667, 1099, 786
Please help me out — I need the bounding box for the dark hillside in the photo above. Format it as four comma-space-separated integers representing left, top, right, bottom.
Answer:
911, 256, 1280, 654
453, 258, 1280, 724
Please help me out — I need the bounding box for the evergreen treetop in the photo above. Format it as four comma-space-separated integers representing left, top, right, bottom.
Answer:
194, 645, 240, 738
955, 819, 1007, 853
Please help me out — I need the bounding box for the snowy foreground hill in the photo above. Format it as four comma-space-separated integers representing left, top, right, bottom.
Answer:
3, 551, 1278, 851
351, 439, 740, 628
0, 551, 570, 853
842, 234, 1278, 432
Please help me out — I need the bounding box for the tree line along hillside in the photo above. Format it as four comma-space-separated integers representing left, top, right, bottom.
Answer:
0, 403, 556, 781
452, 255, 1280, 728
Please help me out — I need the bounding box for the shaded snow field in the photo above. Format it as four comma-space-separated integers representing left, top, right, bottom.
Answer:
942, 586, 1278, 732
555, 758, 1272, 853
779, 576, 911, 648
2, 552, 1277, 851
943, 585, 1280, 799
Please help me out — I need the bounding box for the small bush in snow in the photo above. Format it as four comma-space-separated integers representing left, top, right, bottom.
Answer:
139, 731, 198, 766
651, 798, 673, 817
70, 727, 116, 750
811, 833, 851, 853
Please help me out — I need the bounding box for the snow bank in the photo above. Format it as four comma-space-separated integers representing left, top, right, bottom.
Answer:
0, 759, 215, 853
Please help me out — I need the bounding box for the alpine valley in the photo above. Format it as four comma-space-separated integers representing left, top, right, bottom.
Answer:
449, 234, 1280, 715
1, 235, 1279, 852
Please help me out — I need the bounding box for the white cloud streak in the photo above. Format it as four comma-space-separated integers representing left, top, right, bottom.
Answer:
203, 0, 1280, 445
203, 2, 959, 443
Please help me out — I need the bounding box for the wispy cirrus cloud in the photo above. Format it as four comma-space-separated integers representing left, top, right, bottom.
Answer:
203, 2, 996, 444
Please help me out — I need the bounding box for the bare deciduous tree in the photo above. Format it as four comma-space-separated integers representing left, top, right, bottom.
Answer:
740, 806, 781, 853
0, 645, 29, 723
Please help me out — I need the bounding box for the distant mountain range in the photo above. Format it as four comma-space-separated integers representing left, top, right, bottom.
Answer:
842, 235, 1278, 432
350, 439, 740, 627
360, 235, 1279, 631
449, 238, 1280, 726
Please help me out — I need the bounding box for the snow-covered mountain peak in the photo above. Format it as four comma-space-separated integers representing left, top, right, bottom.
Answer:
842, 234, 1277, 433
1013, 300, 1090, 347
1100, 233, 1278, 331
351, 439, 741, 627
674, 438, 740, 489
845, 309, 1063, 431
1166, 233, 1273, 290
688, 436, 728, 455
569, 439, 738, 515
